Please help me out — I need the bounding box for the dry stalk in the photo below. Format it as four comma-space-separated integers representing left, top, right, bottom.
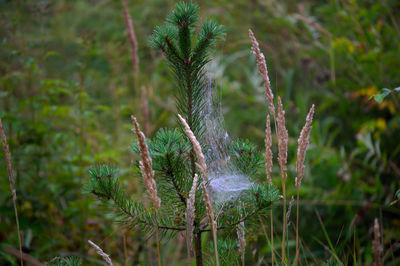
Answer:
250, 29, 281, 265
276, 96, 288, 262
295, 105, 315, 188
0, 118, 23, 266
121, 0, 150, 138
201, 182, 219, 266
1, 244, 41, 266
249, 29, 275, 117
121, 0, 139, 88
372, 218, 382, 266
277, 97, 288, 183
265, 114, 273, 185
88, 240, 113, 266
178, 114, 208, 182
131, 115, 161, 266
131, 115, 161, 209
264, 114, 275, 265
186, 173, 199, 261
141, 86, 150, 136
270, 208, 274, 266
295, 105, 315, 265
237, 221, 246, 266
123, 232, 128, 266
286, 196, 295, 228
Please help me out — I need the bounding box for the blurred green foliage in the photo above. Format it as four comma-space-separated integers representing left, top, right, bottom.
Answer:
0, 0, 399, 265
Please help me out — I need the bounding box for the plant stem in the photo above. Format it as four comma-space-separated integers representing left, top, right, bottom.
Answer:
194, 231, 203, 266
295, 189, 300, 265
281, 180, 286, 264
212, 229, 220, 266
154, 211, 161, 266
271, 208, 275, 266
121, 0, 139, 96
0, 119, 23, 266
123, 231, 128, 266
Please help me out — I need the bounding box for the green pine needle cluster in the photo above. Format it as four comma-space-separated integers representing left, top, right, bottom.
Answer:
230, 139, 264, 176
131, 129, 191, 208
86, 164, 183, 238
47, 256, 82, 266
149, 1, 225, 137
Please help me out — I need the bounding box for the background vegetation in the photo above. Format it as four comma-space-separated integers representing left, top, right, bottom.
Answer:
1, 0, 399, 265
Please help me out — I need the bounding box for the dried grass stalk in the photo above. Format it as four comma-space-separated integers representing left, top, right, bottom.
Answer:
249, 29, 275, 117
286, 196, 295, 227
237, 221, 246, 266
88, 240, 113, 266
276, 96, 288, 262
201, 182, 219, 266
277, 97, 288, 182
132, 115, 162, 265
121, 0, 139, 81
131, 115, 161, 210
141, 86, 150, 136
295, 104, 315, 265
186, 173, 199, 259
264, 114, 273, 185
264, 115, 275, 265
0, 118, 23, 266
372, 218, 382, 266
121, 0, 149, 139
178, 114, 208, 182
295, 105, 315, 187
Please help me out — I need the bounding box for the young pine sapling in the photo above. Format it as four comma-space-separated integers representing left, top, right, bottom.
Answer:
87, 2, 280, 265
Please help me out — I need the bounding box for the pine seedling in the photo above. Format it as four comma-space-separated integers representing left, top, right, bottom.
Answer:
87, 3, 280, 266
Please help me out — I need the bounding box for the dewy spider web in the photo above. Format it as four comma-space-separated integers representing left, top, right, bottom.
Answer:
201, 76, 253, 204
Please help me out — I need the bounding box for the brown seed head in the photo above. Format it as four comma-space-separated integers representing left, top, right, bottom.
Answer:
178, 114, 208, 182
372, 218, 382, 266
264, 114, 273, 185
277, 97, 288, 182
249, 29, 275, 117
295, 105, 315, 187
186, 173, 199, 256
131, 115, 161, 210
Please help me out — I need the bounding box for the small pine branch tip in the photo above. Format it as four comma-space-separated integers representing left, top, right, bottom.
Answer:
167, 2, 199, 27
150, 1, 225, 137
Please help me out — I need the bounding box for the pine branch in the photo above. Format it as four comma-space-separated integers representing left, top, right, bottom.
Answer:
87, 165, 184, 233
166, 152, 187, 205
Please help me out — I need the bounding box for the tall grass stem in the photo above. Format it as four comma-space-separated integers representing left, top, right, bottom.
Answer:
0, 118, 23, 266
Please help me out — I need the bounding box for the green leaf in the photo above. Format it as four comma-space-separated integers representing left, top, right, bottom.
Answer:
371, 88, 391, 104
